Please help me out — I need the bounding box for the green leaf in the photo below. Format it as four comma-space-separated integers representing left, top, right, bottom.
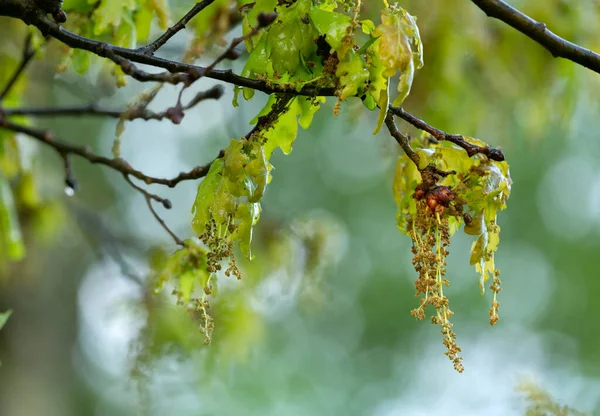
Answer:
262, 101, 300, 158
244, 143, 270, 203
0, 133, 21, 179
393, 57, 415, 107
0, 173, 25, 261
373, 78, 389, 134
363, 94, 376, 110
148, 0, 170, 30
179, 270, 196, 304
16, 171, 41, 209
191, 159, 225, 234
464, 211, 483, 236
361, 19, 376, 35
336, 51, 369, 101
470, 234, 484, 265
92, 0, 137, 35
392, 154, 420, 235
72, 49, 90, 74
113, 13, 137, 86
372, 6, 423, 107
309, 8, 352, 53
297, 96, 325, 130
234, 202, 260, 259
358, 35, 380, 55
241, 39, 273, 100
0, 310, 12, 331
135, 1, 155, 42
63, 0, 94, 12
242, 0, 278, 51
265, 6, 317, 75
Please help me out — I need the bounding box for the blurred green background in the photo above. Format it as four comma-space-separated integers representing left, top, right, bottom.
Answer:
1, 1, 600, 415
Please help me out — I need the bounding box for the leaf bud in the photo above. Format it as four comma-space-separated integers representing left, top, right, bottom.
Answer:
224, 49, 242, 61
257, 12, 278, 28
487, 147, 505, 162
53, 10, 67, 23
166, 107, 184, 125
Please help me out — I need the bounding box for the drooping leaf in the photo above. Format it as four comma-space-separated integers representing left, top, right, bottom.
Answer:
233, 202, 260, 259
372, 5, 423, 107
191, 159, 225, 234
392, 153, 420, 235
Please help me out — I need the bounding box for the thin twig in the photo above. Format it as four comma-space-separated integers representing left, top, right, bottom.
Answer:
245, 94, 294, 140
2, 85, 223, 120
0, 118, 217, 187
203, 15, 272, 76
69, 204, 145, 286
122, 174, 184, 246
0, 33, 35, 101
123, 174, 171, 209
139, 0, 216, 55
144, 195, 184, 246
60, 152, 78, 190
389, 106, 505, 161
384, 112, 421, 169
4, 104, 124, 118
19, 12, 336, 96
470, 0, 600, 74
98, 44, 192, 85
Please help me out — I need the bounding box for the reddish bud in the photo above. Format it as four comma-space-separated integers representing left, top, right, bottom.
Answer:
426, 194, 438, 212
257, 12, 278, 28
487, 147, 505, 162
414, 187, 426, 200
224, 49, 241, 60
186, 69, 201, 84
430, 186, 455, 206
53, 10, 67, 23
166, 107, 184, 125
463, 213, 473, 225
206, 85, 224, 100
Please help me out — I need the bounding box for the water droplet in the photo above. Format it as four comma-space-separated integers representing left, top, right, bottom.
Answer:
64, 187, 75, 197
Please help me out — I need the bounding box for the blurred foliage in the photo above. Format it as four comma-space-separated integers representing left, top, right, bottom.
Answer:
519, 379, 590, 416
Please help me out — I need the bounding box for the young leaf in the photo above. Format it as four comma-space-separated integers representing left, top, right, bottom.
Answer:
191, 159, 225, 234
309, 8, 352, 54
372, 6, 423, 107
336, 51, 369, 101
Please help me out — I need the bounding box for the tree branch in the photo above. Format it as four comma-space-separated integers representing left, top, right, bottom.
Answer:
389, 106, 505, 162
470, 0, 600, 74
139, 0, 216, 55
97, 43, 192, 85
7, 10, 335, 96
1, 85, 223, 121
384, 113, 421, 169
0, 33, 35, 101
144, 194, 184, 246
0, 117, 217, 187
123, 174, 184, 246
